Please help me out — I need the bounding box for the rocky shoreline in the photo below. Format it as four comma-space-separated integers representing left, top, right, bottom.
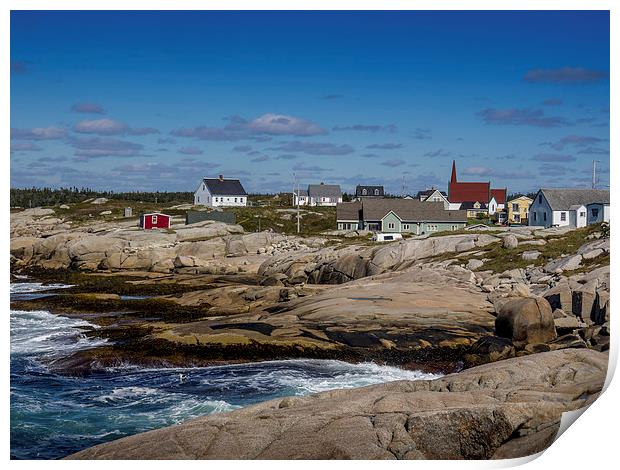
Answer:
10, 206, 611, 458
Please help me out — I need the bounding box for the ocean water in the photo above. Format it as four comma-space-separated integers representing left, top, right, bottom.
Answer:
10, 282, 441, 460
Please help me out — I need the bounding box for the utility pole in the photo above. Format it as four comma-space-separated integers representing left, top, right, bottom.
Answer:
296, 176, 300, 234
592, 160, 598, 189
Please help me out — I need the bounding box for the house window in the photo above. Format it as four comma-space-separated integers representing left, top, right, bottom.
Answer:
580, 211, 586, 217
202, 184, 206, 190
592, 208, 599, 218
543, 212, 547, 221
512, 203, 519, 212
374, 189, 379, 195
514, 214, 521, 222
560, 212, 566, 221
403, 224, 410, 230
539, 195, 542, 204
387, 222, 395, 229
362, 189, 367, 195
151, 215, 158, 224
234, 198, 238, 203
533, 212, 537, 221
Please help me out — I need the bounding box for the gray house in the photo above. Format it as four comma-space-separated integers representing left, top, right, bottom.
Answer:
336, 198, 466, 234
294, 183, 342, 206
528, 188, 610, 228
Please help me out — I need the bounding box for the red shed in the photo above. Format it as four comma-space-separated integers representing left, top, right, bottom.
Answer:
139, 212, 171, 230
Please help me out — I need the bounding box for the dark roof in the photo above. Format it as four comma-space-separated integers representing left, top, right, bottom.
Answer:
355, 185, 385, 197
203, 177, 247, 196
460, 201, 488, 210
308, 183, 341, 198
336, 201, 362, 220
540, 188, 610, 211
416, 189, 447, 199
294, 189, 309, 197
359, 198, 466, 222
490, 188, 507, 204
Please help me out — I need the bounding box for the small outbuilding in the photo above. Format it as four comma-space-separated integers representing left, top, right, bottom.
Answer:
139, 212, 171, 230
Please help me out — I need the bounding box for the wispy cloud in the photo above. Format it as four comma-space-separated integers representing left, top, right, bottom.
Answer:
251, 155, 270, 163
424, 149, 451, 157
178, 146, 204, 155
462, 166, 533, 179
11, 142, 42, 152
411, 128, 432, 140
172, 113, 325, 141
530, 153, 576, 162
11, 126, 67, 140
477, 108, 569, 127
70, 136, 145, 159
71, 102, 106, 114
542, 134, 604, 151
333, 124, 397, 133
292, 162, 331, 172
268, 141, 354, 155
275, 154, 298, 160
381, 159, 405, 167
524, 66, 609, 84
233, 145, 253, 152
74, 118, 159, 136
366, 143, 403, 150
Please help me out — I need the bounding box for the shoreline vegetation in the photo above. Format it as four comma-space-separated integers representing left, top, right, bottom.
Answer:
10, 196, 610, 459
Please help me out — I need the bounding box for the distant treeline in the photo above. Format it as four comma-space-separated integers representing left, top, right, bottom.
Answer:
10, 187, 193, 207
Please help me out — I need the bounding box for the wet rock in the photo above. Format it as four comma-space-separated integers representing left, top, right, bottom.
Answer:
495, 297, 557, 348
463, 336, 515, 367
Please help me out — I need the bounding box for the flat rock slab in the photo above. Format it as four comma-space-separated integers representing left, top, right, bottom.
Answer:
67, 348, 607, 460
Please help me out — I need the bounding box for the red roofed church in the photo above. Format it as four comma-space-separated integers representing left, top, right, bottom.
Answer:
447, 161, 507, 216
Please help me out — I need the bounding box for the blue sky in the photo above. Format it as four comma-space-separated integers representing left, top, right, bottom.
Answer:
10, 10, 610, 194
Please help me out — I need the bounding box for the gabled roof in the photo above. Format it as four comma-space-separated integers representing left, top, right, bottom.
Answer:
358, 198, 467, 222
336, 201, 362, 220
355, 185, 385, 197
507, 195, 533, 203
540, 188, 610, 211
294, 189, 309, 197
417, 189, 448, 199
202, 177, 247, 196
490, 188, 507, 204
308, 183, 341, 198
448, 181, 490, 204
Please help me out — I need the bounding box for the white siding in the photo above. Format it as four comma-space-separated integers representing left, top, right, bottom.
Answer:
194, 182, 247, 208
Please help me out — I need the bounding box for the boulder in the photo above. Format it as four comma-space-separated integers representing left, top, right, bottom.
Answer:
91, 197, 108, 204
99, 210, 112, 215
544, 254, 582, 273
582, 249, 604, 260
521, 250, 540, 261
495, 297, 557, 348
466, 259, 484, 271
502, 234, 518, 249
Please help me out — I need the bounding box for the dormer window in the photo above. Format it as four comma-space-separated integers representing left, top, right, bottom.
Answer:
374, 189, 379, 195
362, 189, 367, 195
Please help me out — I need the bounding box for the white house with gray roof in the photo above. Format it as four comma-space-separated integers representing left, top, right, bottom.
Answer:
528, 188, 609, 228
294, 183, 342, 207
194, 174, 248, 208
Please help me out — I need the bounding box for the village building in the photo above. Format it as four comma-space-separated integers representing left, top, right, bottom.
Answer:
447, 161, 507, 217
294, 183, 342, 206
194, 175, 248, 208
528, 188, 610, 228
355, 185, 384, 199
507, 196, 533, 225
336, 198, 466, 234
139, 212, 171, 230
416, 188, 450, 209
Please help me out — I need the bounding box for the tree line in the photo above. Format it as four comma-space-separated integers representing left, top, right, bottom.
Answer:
10, 187, 193, 207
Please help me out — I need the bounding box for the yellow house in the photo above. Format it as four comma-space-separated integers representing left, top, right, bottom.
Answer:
507, 196, 532, 224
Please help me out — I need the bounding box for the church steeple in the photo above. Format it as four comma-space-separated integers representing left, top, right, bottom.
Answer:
450, 160, 457, 184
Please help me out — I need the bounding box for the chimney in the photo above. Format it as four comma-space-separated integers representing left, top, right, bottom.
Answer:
219, 174, 224, 181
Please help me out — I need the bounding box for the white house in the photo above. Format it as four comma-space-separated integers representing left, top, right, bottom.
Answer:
294, 183, 342, 207
417, 189, 450, 210
194, 175, 248, 208
528, 188, 610, 228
